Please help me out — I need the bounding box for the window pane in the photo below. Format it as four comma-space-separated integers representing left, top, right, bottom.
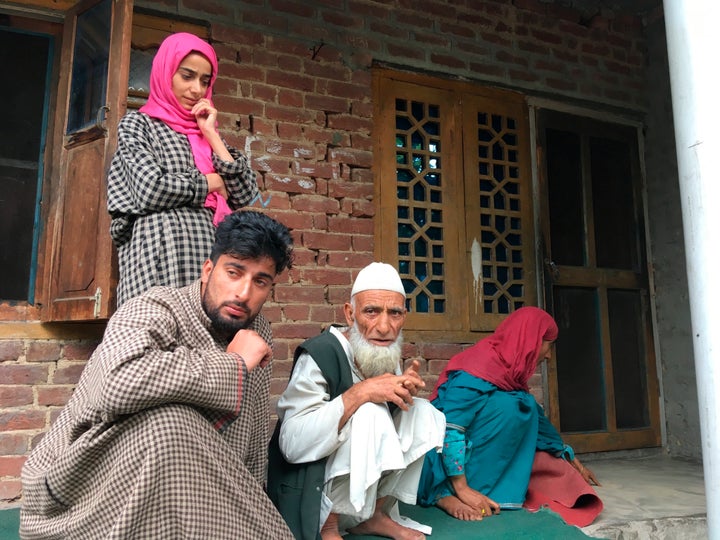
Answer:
0, 28, 51, 300
591, 137, 640, 270
67, 0, 111, 133
554, 286, 607, 433
608, 289, 650, 429
395, 99, 446, 314
474, 111, 526, 314
546, 129, 585, 266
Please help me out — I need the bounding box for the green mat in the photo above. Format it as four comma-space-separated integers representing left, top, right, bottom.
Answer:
345, 503, 596, 540
0, 507, 20, 540
1, 504, 599, 539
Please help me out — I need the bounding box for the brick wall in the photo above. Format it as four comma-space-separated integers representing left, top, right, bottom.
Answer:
0, 0, 655, 504
0, 338, 99, 502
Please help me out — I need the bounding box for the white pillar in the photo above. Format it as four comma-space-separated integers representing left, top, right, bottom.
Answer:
663, 1, 720, 536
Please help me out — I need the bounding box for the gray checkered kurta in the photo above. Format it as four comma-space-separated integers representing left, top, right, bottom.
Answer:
107, 112, 260, 306
21, 281, 293, 540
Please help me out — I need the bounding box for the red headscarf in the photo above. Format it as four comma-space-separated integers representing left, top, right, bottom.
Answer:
431, 307, 559, 398
140, 32, 219, 175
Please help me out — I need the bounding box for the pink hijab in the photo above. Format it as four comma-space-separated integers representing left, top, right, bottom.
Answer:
139, 32, 230, 224
431, 307, 559, 398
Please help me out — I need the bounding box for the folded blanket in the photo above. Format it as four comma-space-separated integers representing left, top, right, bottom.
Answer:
523, 451, 603, 527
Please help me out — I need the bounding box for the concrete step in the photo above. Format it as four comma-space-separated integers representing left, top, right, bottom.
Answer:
580, 453, 707, 540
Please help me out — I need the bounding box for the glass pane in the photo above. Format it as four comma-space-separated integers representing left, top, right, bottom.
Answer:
554, 287, 606, 433
67, 0, 112, 133
394, 96, 446, 314
475, 110, 526, 314
608, 289, 650, 429
546, 129, 585, 266
0, 29, 51, 300
591, 137, 640, 270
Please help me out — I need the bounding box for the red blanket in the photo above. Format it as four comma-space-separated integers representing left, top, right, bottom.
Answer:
523, 451, 603, 527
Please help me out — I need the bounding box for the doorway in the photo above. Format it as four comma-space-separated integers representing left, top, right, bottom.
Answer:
537, 109, 661, 453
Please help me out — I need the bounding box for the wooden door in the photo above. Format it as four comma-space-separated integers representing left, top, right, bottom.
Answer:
41, 0, 133, 320
537, 110, 661, 453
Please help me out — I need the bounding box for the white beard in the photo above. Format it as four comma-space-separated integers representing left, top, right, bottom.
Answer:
347, 323, 403, 379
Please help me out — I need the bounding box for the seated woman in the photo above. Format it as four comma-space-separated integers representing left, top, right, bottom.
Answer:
417, 307, 602, 526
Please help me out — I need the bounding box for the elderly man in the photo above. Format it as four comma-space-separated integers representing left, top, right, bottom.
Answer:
21, 211, 295, 539
268, 262, 445, 540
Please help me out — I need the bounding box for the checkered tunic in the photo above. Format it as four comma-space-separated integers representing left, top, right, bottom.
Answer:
107, 112, 260, 306
21, 281, 293, 539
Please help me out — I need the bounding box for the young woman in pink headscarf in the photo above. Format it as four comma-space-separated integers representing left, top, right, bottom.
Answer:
418, 307, 603, 527
107, 32, 260, 306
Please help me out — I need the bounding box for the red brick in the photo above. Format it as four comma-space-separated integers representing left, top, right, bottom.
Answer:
272, 359, 294, 378
304, 94, 350, 114
291, 161, 335, 179
37, 386, 74, 407
327, 286, 352, 305
265, 174, 317, 195
349, 132, 371, 153
349, 199, 375, 218
291, 196, 340, 214
351, 234, 374, 252
0, 480, 22, 502
274, 285, 326, 304
427, 358, 450, 375
0, 365, 48, 385
327, 115, 372, 134
271, 341, 290, 362
265, 104, 320, 124
326, 252, 374, 269
310, 305, 343, 324
0, 410, 46, 431
277, 122, 304, 139
26, 342, 61, 363
0, 341, 23, 362
300, 268, 352, 286
423, 343, 466, 359
252, 155, 291, 174
271, 323, 324, 340
328, 148, 372, 168
63, 341, 97, 361
0, 456, 26, 477
322, 80, 367, 102
270, 378, 289, 396
0, 386, 33, 407
282, 305, 311, 321
302, 231, 352, 251
303, 61, 349, 83
0, 433, 28, 455
52, 363, 86, 385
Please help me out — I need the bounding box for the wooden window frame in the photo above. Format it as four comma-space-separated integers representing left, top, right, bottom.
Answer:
373, 68, 537, 342
1, 1, 210, 323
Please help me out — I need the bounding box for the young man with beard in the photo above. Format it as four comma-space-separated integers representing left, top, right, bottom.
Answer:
21, 211, 295, 539
268, 263, 446, 540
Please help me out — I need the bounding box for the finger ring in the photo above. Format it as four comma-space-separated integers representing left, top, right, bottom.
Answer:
481, 508, 486, 515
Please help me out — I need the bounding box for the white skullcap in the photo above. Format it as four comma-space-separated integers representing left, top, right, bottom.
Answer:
351, 262, 406, 298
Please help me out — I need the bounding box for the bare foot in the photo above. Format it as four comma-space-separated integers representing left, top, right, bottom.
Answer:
320, 513, 343, 540
348, 510, 425, 540
436, 494, 483, 521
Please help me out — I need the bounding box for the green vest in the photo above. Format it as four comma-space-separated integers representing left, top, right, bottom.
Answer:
267, 328, 353, 540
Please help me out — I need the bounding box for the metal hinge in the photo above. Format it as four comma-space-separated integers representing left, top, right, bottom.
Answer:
93, 287, 102, 318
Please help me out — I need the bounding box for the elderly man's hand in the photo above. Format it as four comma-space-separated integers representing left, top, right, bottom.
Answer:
339, 363, 426, 430
399, 359, 425, 396
361, 359, 425, 409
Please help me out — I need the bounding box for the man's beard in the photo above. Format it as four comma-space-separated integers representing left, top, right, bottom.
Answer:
347, 323, 403, 378
202, 294, 254, 340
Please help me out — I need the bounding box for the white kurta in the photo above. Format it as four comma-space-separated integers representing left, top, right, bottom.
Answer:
277, 327, 445, 530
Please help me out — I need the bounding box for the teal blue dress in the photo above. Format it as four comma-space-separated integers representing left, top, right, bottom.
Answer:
417, 371, 566, 507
